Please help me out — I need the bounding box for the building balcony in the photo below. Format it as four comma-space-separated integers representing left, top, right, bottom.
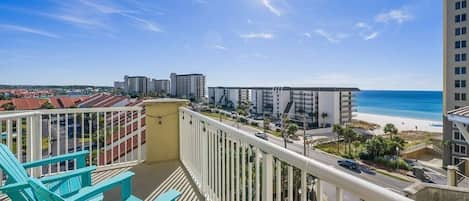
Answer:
0, 99, 412, 201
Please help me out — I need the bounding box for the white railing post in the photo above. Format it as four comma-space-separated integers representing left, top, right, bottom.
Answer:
137, 109, 142, 162
288, 166, 293, 201
336, 186, 343, 201
262, 153, 273, 201
30, 113, 42, 177
316, 179, 322, 201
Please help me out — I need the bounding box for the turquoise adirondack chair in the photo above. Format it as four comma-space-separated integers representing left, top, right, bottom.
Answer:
27, 175, 182, 201
0, 143, 94, 200
0, 144, 182, 201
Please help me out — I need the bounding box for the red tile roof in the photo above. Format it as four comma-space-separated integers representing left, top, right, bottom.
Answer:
12, 98, 48, 110
0, 100, 12, 107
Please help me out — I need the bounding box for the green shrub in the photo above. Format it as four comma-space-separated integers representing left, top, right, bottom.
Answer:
251, 122, 259, 127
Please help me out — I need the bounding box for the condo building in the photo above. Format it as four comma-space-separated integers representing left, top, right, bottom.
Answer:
170, 73, 206, 101
125, 76, 149, 96
151, 79, 171, 95
443, 0, 469, 166
209, 87, 358, 127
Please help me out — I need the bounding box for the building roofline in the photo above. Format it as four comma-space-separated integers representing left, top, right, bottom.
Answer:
174, 74, 205, 76
208, 86, 360, 91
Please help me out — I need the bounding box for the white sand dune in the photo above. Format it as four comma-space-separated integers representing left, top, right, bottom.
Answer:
354, 112, 442, 134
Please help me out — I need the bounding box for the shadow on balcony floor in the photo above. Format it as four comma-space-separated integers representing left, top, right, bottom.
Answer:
101, 160, 204, 201
0, 160, 203, 201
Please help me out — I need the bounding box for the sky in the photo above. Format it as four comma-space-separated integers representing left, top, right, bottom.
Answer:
0, 0, 442, 90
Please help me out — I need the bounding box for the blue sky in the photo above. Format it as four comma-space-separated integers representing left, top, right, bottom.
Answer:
0, 0, 442, 90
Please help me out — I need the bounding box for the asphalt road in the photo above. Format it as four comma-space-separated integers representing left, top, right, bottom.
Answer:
224, 119, 412, 200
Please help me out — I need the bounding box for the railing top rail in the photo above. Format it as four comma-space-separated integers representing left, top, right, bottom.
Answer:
180, 107, 413, 201
0, 106, 143, 117
0, 111, 40, 120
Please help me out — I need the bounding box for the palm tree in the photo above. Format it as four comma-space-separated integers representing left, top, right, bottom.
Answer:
332, 124, 343, 153
384, 123, 398, 139
343, 126, 358, 155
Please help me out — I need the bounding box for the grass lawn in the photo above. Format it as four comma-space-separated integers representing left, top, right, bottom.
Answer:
315, 142, 364, 158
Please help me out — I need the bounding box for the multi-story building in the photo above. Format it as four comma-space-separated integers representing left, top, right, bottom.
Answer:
208, 87, 250, 109
153, 79, 171, 95
170, 73, 206, 101
125, 76, 149, 96
443, 0, 469, 166
209, 87, 358, 127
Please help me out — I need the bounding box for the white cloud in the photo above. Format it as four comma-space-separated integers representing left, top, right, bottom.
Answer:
355, 22, 371, 29
363, 32, 379, 40
375, 9, 412, 24
303, 32, 312, 38
122, 14, 161, 32
240, 33, 274, 39
79, 1, 161, 33
46, 14, 105, 29
261, 0, 281, 16
0, 24, 59, 38
213, 45, 227, 50
314, 29, 347, 43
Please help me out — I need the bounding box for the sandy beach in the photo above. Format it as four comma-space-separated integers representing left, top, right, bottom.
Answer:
354, 112, 443, 134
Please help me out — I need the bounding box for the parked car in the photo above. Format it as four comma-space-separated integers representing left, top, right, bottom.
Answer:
337, 159, 358, 170
255, 132, 268, 141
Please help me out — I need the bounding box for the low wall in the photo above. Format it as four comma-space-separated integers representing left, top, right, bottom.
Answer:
404, 182, 469, 201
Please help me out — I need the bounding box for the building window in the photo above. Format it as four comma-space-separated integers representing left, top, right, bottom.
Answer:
455, 80, 467, 88
456, 14, 467, 23
456, 40, 467, 48
455, 53, 467, 61
456, 67, 467, 74
457, 1, 461, 9
455, 93, 467, 100
454, 144, 467, 154
464, 0, 468, 8
456, 27, 467, 35
454, 157, 463, 165
454, 131, 466, 141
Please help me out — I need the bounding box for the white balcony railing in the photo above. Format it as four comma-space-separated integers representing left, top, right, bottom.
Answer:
179, 107, 412, 201
0, 107, 145, 180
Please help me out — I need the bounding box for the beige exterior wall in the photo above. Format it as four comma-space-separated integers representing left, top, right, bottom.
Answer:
144, 99, 188, 164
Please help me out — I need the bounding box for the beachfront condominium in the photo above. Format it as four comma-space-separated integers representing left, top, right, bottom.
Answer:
124, 75, 149, 96
152, 79, 171, 95
209, 87, 358, 128
170, 73, 206, 102
443, 0, 469, 166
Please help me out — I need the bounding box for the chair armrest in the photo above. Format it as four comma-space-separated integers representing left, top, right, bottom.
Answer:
39, 166, 96, 184
22, 151, 89, 169
0, 182, 29, 193
67, 171, 136, 201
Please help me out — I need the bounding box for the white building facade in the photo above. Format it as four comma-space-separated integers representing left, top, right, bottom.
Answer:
170, 73, 206, 102
209, 87, 358, 128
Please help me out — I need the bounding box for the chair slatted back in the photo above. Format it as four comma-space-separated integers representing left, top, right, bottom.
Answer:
28, 178, 65, 201
0, 144, 36, 200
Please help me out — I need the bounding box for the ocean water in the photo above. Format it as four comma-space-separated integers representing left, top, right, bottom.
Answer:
356, 90, 443, 121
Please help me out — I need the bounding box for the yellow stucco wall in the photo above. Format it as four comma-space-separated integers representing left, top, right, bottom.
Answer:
144, 99, 188, 164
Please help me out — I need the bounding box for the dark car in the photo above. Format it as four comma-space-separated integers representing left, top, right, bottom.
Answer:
338, 159, 358, 170
255, 132, 268, 140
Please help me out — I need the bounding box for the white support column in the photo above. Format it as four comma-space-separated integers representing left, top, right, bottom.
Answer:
301, 170, 307, 201
316, 179, 322, 201
336, 186, 343, 201
262, 153, 273, 201
288, 166, 293, 201
30, 114, 42, 176
276, 160, 281, 201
